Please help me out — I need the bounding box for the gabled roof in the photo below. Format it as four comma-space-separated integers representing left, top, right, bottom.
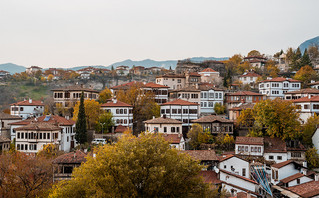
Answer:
285, 88, 319, 95
229, 103, 255, 111
271, 160, 295, 169
192, 115, 233, 123
144, 82, 169, 89
162, 134, 183, 144
115, 125, 128, 133
156, 74, 185, 78
227, 91, 264, 96
287, 181, 319, 197
15, 122, 62, 131
184, 150, 218, 161
0, 112, 22, 120
309, 81, 319, 86
261, 77, 301, 83
170, 86, 200, 92
11, 100, 44, 106
37, 115, 75, 126
52, 150, 87, 164
293, 95, 319, 103
240, 72, 261, 78
110, 81, 144, 90
101, 100, 132, 107
160, 99, 198, 106
198, 83, 224, 91
188, 72, 201, 77
144, 117, 182, 124
199, 68, 218, 73
280, 173, 305, 184
236, 136, 264, 145
218, 154, 249, 163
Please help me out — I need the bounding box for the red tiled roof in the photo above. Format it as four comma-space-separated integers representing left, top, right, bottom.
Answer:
220, 169, 258, 184
227, 91, 264, 96
293, 95, 319, 103
244, 56, 267, 60
8, 120, 31, 126
11, 100, 44, 106
101, 100, 132, 107
218, 154, 249, 162
156, 74, 185, 78
115, 125, 129, 133
200, 68, 218, 73
309, 81, 319, 86
161, 99, 198, 106
0, 112, 22, 120
192, 115, 233, 123
37, 115, 75, 126
240, 72, 261, 78
144, 82, 169, 88
188, 72, 201, 77
229, 103, 255, 111
272, 160, 294, 169
15, 122, 62, 131
261, 77, 301, 83
184, 150, 218, 161
280, 173, 305, 184
236, 136, 264, 145
52, 150, 87, 164
287, 181, 319, 197
110, 81, 144, 89
199, 171, 221, 184
144, 117, 182, 124
264, 137, 287, 153
285, 88, 319, 95
162, 134, 182, 144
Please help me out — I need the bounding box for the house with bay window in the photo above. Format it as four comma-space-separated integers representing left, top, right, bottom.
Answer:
10, 98, 44, 119
259, 77, 301, 99
199, 83, 224, 115
101, 98, 133, 130
293, 95, 319, 123
192, 115, 234, 135
284, 88, 319, 100
169, 87, 200, 104
225, 91, 265, 109
235, 136, 264, 156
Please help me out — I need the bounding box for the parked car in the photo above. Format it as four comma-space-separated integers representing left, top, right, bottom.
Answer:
91, 138, 106, 145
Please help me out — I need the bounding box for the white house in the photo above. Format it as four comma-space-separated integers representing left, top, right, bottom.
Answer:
198, 68, 220, 84
0, 112, 22, 139
155, 74, 186, 90
284, 88, 319, 100
199, 84, 224, 115
263, 137, 288, 164
10, 98, 44, 119
239, 72, 261, 88
243, 56, 267, 69
0, 70, 10, 78
271, 160, 308, 185
235, 136, 264, 156
293, 95, 319, 123
218, 154, 250, 179
259, 77, 301, 99
15, 122, 62, 154
101, 98, 133, 129
278, 173, 313, 188
116, 66, 130, 76
312, 127, 319, 155
160, 99, 199, 132
309, 81, 319, 89
26, 66, 42, 74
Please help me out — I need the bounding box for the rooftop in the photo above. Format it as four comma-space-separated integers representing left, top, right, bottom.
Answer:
293, 95, 319, 103
101, 100, 132, 107
15, 122, 62, 131
264, 137, 287, 153
0, 112, 22, 120
162, 134, 183, 144
183, 150, 218, 161
199, 171, 221, 185
144, 117, 182, 124
192, 115, 233, 123
235, 136, 264, 145
0, 136, 10, 143
199, 68, 218, 73
287, 181, 319, 197
11, 99, 44, 106
261, 77, 301, 83
227, 91, 264, 96
115, 125, 129, 133
240, 72, 261, 78
161, 99, 199, 106
53, 150, 87, 164
285, 88, 319, 95
144, 82, 169, 89
272, 160, 295, 169
280, 173, 305, 184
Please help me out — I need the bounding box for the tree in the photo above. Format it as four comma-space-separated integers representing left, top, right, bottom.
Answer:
300, 49, 312, 67
302, 114, 319, 147
247, 50, 261, 57
95, 111, 114, 133
188, 124, 213, 149
306, 147, 319, 169
308, 45, 319, 65
286, 47, 295, 65
47, 74, 54, 81
223, 134, 235, 151
37, 143, 64, 159
74, 91, 87, 144
0, 152, 53, 197
294, 65, 318, 85
237, 61, 251, 74
214, 102, 226, 115
73, 99, 100, 129
265, 60, 280, 78
49, 133, 212, 197
116, 84, 160, 133
290, 47, 302, 71
99, 87, 112, 104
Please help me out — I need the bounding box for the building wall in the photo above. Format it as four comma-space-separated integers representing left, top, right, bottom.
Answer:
160, 105, 199, 126
235, 144, 264, 156
312, 129, 319, 155
144, 123, 182, 134
156, 77, 186, 90
259, 81, 301, 99
11, 105, 44, 119
263, 152, 288, 164
287, 176, 313, 187
218, 157, 250, 178
219, 171, 257, 192
271, 164, 300, 185
101, 106, 133, 127
200, 90, 224, 114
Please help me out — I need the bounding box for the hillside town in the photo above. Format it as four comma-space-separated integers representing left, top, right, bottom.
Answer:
1, 47, 319, 197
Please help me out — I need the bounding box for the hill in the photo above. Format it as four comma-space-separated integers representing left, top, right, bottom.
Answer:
299, 36, 319, 53
0, 63, 26, 74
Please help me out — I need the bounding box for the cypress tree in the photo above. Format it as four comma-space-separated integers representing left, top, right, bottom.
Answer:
75, 91, 87, 144
301, 49, 312, 67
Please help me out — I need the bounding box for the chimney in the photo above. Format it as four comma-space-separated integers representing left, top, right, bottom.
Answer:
315, 174, 319, 181
113, 98, 117, 104
29, 98, 32, 104
308, 95, 311, 99
302, 168, 307, 175
73, 151, 76, 158
152, 116, 155, 119
65, 115, 70, 120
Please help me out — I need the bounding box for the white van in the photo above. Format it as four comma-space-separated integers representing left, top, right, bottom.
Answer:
91, 138, 106, 145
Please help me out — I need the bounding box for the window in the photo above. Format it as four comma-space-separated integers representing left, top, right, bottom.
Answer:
21, 133, 24, 139
171, 127, 175, 133
258, 147, 261, 152
161, 109, 165, 114
304, 105, 310, 109
277, 156, 282, 160
166, 109, 170, 114
314, 104, 319, 109
120, 109, 123, 114
291, 152, 301, 158
269, 156, 274, 160
297, 178, 300, 184
242, 168, 246, 177
224, 165, 226, 169
245, 146, 248, 152
238, 146, 241, 151
172, 109, 177, 114
116, 109, 119, 114
176, 127, 179, 133
124, 109, 127, 114
17, 132, 20, 139
20, 107, 24, 111
154, 127, 159, 132
47, 133, 50, 139
164, 127, 167, 133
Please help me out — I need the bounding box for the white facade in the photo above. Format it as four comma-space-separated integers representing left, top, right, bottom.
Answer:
218, 155, 250, 178
259, 78, 301, 99
313, 128, 319, 155
10, 99, 44, 119
284, 175, 313, 187
239, 72, 261, 88
271, 162, 305, 185
101, 99, 133, 128
156, 75, 186, 90
293, 96, 319, 123
200, 89, 224, 115
264, 152, 288, 164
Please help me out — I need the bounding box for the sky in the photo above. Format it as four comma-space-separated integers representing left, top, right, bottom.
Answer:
0, 0, 319, 68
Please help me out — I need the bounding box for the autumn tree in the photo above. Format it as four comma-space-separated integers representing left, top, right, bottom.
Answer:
237, 61, 251, 74
300, 49, 312, 67
73, 99, 100, 129
302, 114, 319, 147
306, 147, 319, 169
308, 45, 319, 65
99, 87, 112, 104
294, 65, 318, 85
214, 102, 226, 115
49, 133, 213, 197
224, 54, 243, 86
37, 143, 64, 159
188, 124, 213, 150
47, 74, 54, 81
247, 50, 261, 57
116, 84, 160, 133
74, 92, 87, 144
286, 47, 295, 65
95, 111, 114, 133
265, 60, 280, 78
0, 152, 53, 197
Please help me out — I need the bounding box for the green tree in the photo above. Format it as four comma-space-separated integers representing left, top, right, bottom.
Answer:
188, 124, 212, 149
49, 133, 212, 197
95, 111, 114, 133
214, 103, 226, 115
300, 49, 312, 67
306, 147, 319, 169
75, 91, 87, 144
290, 47, 302, 71
99, 87, 112, 103
302, 114, 319, 147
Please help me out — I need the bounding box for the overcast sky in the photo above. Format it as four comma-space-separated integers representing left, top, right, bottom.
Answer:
0, 0, 318, 68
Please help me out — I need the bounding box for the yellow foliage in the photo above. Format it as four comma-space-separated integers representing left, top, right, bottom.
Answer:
73, 99, 101, 129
